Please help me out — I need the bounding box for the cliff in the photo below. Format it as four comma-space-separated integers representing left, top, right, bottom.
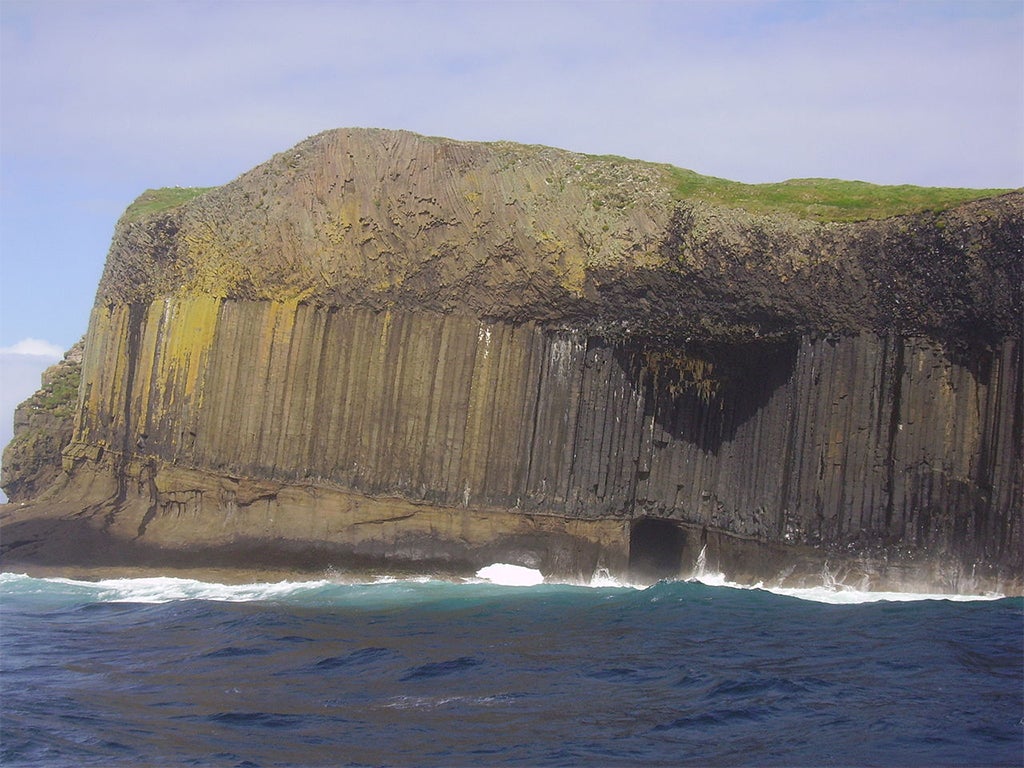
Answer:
1, 341, 83, 501
2, 129, 1021, 592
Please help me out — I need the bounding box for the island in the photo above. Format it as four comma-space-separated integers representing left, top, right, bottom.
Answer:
2, 128, 1020, 593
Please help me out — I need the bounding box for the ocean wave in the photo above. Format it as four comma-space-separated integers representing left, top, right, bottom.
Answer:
685, 571, 1008, 604
0, 568, 1010, 608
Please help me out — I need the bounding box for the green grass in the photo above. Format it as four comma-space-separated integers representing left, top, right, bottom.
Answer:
123, 187, 213, 222
662, 167, 1012, 222
119, 158, 1013, 227
25, 360, 81, 418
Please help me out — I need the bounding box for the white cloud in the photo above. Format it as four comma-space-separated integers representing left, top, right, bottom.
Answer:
0, 338, 64, 357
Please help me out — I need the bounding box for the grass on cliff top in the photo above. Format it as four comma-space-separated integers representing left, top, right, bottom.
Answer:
123, 187, 214, 222
662, 167, 1012, 222
120, 157, 1011, 226
23, 359, 81, 418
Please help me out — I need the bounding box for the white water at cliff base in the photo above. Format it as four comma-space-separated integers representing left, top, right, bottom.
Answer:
0, 562, 1005, 604
474, 563, 545, 586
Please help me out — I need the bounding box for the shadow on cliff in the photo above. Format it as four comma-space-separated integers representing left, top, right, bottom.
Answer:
618, 337, 800, 454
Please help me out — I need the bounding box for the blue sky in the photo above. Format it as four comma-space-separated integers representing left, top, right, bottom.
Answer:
0, 0, 1022, 461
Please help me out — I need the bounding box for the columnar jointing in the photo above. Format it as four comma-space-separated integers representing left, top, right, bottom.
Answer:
70, 297, 1022, 579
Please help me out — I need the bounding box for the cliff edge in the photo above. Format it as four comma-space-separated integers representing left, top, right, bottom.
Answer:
2, 129, 1021, 592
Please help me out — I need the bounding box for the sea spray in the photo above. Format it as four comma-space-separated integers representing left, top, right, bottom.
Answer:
474, 563, 544, 586
694, 543, 707, 578
1, 568, 1008, 606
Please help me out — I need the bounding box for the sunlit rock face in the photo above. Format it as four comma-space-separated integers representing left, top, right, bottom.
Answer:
2, 129, 1021, 592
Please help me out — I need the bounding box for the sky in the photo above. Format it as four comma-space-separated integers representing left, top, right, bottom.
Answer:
0, 0, 1022, 483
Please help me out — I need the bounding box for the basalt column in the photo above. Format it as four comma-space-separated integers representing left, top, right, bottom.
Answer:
63, 295, 1021, 583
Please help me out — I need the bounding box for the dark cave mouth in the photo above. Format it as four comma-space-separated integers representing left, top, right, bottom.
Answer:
628, 517, 687, 582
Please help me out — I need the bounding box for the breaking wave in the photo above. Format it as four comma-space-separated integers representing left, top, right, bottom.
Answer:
0, 565, 1006, 607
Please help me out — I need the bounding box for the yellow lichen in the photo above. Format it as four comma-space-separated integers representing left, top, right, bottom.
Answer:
644, 349, 721, 403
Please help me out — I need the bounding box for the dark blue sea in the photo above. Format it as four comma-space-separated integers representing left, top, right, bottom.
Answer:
1, 567, 1021, 767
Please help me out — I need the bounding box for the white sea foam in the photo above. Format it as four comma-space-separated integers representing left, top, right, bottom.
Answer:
0, 569, 1008, 605
0, 573, 331, 603
367, 574, 437, 585
474, 563, 545, 586
582, 566, 639, 589
686, 570, 1006, 604
764, 584, 1006, 604
94, 576, 335, 603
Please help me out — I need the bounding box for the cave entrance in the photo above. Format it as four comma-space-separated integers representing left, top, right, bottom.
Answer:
629, 518, 687, 582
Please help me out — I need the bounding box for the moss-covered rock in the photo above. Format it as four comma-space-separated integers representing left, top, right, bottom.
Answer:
1, 341, 83, 501
96, 129, 1021, 348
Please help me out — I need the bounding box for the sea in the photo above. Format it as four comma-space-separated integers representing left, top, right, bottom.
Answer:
1, 564, 1021, 768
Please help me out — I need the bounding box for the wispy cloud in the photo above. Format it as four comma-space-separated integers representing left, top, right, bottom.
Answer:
0, 338, 64, 358
0, 0, 1021, 355
2, 0, 1021, 187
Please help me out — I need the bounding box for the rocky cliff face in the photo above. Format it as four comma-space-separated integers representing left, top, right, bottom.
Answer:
1, 342, 83, 502
3, 129, 1021, 592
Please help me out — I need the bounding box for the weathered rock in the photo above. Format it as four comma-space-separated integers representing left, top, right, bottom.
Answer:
2, 129, 1021, 593
1, 341, 83, 501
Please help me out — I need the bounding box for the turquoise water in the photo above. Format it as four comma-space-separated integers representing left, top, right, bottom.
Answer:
1, 571, 1021, 767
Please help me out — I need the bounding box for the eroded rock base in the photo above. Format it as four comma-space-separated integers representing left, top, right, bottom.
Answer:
2, 460, 1017, 595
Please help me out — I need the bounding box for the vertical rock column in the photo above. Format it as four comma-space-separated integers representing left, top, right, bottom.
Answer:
73, 296, 221, 462
68, 297, 1020, 574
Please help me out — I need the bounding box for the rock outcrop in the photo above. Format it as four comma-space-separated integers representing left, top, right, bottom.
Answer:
1, 342, 83, 501
2, 129, 1021, 592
